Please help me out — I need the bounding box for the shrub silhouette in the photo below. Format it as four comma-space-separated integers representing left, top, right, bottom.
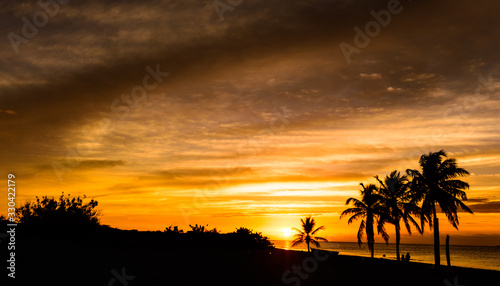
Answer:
15, 192, 101, 238
188, 224, 219, 234
165, 225, 184, 234
161, 225, 273, 249
229, 227, 273, 249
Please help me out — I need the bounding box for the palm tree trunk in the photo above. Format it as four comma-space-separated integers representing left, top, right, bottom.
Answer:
307, 242, 310, 253
368, 238, 373, 258
395, 222, 401, 261
446, 235, 451, 267
367, 214, 374, 258
433, 209, 440, 268
367, 232, 374, 258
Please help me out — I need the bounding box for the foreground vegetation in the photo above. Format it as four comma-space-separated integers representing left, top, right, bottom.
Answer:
0, 193, 273, 251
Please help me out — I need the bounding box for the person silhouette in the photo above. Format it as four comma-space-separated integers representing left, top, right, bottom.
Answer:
405, 252, 410, 262
401, 254, 405, 262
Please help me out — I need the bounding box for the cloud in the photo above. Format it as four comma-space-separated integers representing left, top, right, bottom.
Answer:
154, 167, 253, 180
469, 201, 500, 213
35, 160, 125, 172
2, 0, 499, 155
467, 198, 489, 203
359, 73, 382, 79
77, 160, 126, 169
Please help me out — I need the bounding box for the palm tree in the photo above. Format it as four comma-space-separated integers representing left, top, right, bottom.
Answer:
376, 170, 423, 261
406, 150, 473, 267
340, 183, 389, 258
291, 216, 327, 252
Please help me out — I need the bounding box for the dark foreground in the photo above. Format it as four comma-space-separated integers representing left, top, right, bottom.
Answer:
3, 239, 499, 286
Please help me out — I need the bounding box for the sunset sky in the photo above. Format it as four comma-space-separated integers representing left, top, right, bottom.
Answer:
1, 0, 500, 245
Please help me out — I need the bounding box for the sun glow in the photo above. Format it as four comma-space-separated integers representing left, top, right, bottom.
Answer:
281, 228, 294, 238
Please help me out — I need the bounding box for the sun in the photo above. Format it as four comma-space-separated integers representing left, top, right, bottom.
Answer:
281, 228, 294, 238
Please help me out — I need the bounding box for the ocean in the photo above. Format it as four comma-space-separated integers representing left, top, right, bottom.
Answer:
271, 240, 500, 271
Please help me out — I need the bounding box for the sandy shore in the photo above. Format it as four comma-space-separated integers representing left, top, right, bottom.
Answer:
8, 239, 500, 286
272, 248, 499, 286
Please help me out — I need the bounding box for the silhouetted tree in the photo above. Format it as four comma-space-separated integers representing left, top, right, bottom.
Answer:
164, 225, 184, 243
406, 150, 473, 268
165, 225, 184, 234
292, 216, 327, 252
15, 192, 101, 237
376, 170, 423, 261
188, 224, 219, 234
230, 227, 273, 249
340, 183, 388, 258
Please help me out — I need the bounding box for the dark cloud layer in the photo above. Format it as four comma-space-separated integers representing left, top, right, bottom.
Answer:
2, 0, 499, 172
469, 201, 500, 213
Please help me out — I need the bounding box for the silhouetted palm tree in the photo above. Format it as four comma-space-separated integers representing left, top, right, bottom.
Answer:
376, 170, 423, 261
291, 216, 327, 252
406, 150, 473, 267
340, 183, 389, 258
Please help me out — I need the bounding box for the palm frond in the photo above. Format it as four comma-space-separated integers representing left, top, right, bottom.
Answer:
292, 227, 304, 235
291, 237, 304, 247
357, 219, 365, 246
311, 225, 325, 235
310, 239, 321, 248
347, 212, 364, 225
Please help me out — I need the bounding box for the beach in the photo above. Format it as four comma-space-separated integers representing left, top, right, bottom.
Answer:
7, 238, 500, 286
273, 240, 500, 271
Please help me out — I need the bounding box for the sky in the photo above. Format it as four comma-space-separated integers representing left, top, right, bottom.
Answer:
1, 0, 500, 245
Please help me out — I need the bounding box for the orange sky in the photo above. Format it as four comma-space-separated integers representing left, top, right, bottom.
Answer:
1, 0, 500, 246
